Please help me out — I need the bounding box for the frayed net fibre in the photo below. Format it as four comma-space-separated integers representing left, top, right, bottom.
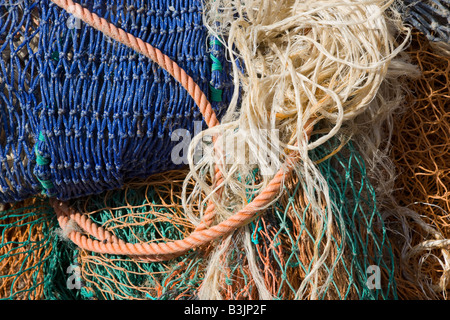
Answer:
177, 0, 415, 299
183, 0, 410, 229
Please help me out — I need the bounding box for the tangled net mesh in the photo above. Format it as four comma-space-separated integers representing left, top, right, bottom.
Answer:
69, 170, 208, 300
387, 31, 450, 300
202, 138, 398, 300
0, 198, 79, 300
0, 1, 449, 301
47, 136, 397, 300
393, 32, 449, 230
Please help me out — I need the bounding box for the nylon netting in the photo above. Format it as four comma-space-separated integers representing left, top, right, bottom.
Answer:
1, 1, 449, 301
0, 0, 232, 203
0, 197, 79, 299
51, 137, 396, 300
69, 169, 204, 300
388, 31, 450, 299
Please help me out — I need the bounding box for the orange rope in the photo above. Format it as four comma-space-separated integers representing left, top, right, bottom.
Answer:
50, 0, 312, 260
50, 0, 219, 129
51, 165, 294, 257
50, 0, 224, 234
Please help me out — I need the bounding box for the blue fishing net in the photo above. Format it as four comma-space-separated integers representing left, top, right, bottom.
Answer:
399, 0, 449, 43
0, 0, 233, 203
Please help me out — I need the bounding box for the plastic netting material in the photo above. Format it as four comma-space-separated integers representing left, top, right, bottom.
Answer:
42, 30, 447, 301
71, 170, 205, 300
0, 0, 232, 203
61, 138, 397, 300
1, 2, 449, 301
398, 0, 450, 43
1, 0, 396, 300
0, 198, 79, 300
389, 32, 450, 298
210, 139, 397, 300
392, 32, 449, 230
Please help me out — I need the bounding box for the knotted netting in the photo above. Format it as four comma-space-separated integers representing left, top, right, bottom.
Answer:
198, 137, 397, 300
0, 198, 79, 299
1, 138, 399, 300
1, 0, 449, 301
69, 169, 204, 300
388, 31, 450, 299
0, 0, 232, 203
46, 136, 397, 300
398, 0, 449, 44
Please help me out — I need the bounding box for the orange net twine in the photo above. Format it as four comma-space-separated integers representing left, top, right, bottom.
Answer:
1, 2, 449, 300
0, 199, 54, 300
386, 32, 450, 300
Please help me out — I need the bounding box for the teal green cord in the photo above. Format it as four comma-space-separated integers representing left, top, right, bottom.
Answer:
210, 85, 223, 102
35, 132, 55, 196
209, 38, 223, 102
210, 55, 223, 72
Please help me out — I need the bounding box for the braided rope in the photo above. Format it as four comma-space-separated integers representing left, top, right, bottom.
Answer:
51, 166, 289, 257
50, 0, 224, 234
50, 0, 220, 129
50, 0, 312, 260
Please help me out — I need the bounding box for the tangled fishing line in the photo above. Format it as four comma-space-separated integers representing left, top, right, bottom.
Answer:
2, 0, 448, 300
183, 0, 418, 299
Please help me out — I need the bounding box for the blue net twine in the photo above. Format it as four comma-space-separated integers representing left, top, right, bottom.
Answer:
399, 0, 450, 43
0, 0, 233, 203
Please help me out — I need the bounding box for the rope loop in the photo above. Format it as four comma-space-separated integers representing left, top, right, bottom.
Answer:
50, 0, 312, 261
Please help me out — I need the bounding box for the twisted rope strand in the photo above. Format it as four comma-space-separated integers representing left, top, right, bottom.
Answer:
49, 0, 311, 260
51, 166, 288, 257
51, 0, 220, 128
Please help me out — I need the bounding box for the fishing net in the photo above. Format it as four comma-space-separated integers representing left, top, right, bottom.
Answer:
61, 136, 397, 300
388, 31, 450, 299
203, 138, 397, 300
0, 0, 232, 203
392, 32, 449, 235
56, 30, 448, 301
68, 169, 206, 300
0, 197, 79, 300
0, 0, 449, 302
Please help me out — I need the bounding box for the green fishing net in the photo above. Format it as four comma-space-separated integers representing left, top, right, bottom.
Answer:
0, 198, 79, 300
0, 137, 397, 300
206, 137, 397, 299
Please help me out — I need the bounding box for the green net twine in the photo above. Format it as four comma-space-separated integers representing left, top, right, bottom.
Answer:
69, 173, 207, 300
0, 198, 79, 300
245, 137, 397, 299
